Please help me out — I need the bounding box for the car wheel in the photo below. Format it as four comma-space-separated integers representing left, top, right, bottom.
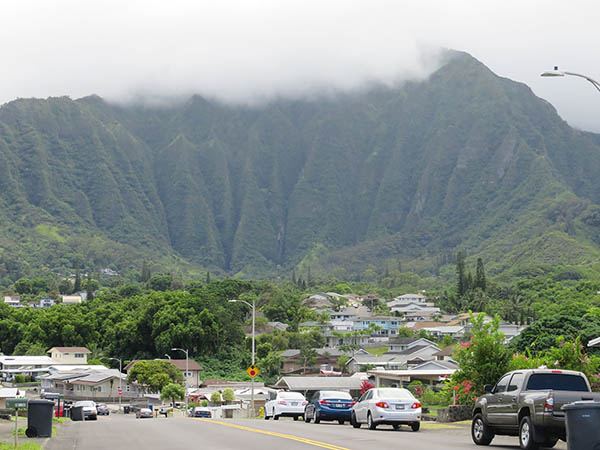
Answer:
338, 419, 345, 425
411, 422, 420, 432
351, 412, 361, 429
273, 414, 279, 421
519, 416, 540, 450
264, 410, 269, 420
393, 424, 400, 430
293, 416, 299, 421
314, 410, 320, 424
471, 413, 494, 446
304, 413, 311, 423
367, 412, 376, 430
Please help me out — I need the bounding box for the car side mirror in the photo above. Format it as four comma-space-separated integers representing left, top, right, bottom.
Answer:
484, 384, 493, 393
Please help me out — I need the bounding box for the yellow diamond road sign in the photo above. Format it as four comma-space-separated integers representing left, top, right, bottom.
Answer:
246, 364, 259, 378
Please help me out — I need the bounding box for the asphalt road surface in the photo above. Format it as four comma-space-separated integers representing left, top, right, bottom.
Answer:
46, 414, 568, 450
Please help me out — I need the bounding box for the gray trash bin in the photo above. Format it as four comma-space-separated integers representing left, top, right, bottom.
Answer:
563, 401, 600, 450
71, 406, 84, 421
26, 399, 54, 438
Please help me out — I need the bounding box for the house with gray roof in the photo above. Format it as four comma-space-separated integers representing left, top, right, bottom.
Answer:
272, 376, 366, 398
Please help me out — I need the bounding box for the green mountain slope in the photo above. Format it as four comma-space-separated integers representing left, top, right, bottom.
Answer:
1, 51, 600, 281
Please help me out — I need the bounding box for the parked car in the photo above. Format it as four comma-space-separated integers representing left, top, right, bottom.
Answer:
351, 388, 421, 431
136, 408, 153, 419
472, 369, 600, 449
73, 400, 98, 421
190, 406, 212, 418
96, 404, 110, 416
304, 390, 355, 424
264, 391, 307, 421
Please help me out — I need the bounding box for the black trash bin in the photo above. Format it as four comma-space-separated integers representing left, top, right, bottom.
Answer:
26, 399, 54, 438
123, 405, 130, 414
563, 401, 600, 450
71, 406, 84, 422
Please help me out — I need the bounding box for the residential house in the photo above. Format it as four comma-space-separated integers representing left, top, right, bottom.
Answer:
272, 376, 365, 398
420, 326, 465, 340
48, 347, 91, 364
0, 355, 55, 381
61, 295, 82, 305
0, 388, 20, 408
387, 337, 438, 353
42, 368, 143, 401
124, 359, 204, 388
384, 344, 441, 366
433, 346, 458, 362
329, 306, 371, 321
3, 296, 22, 308
38, 298, 55, 308
279, 348, 365, 374
345, 354, 407, 374
353, 316, 402, 336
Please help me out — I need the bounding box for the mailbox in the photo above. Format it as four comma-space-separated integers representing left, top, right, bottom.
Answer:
6, 398, 28, 409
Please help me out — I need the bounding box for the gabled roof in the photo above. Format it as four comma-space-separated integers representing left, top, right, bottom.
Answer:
384, 344, 439, 356
434, 346, 458, 357
273, 376, 365, 391
47, 347, 91, 353
411, 360, 459, 371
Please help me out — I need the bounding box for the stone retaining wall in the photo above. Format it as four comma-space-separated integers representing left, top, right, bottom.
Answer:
436, 405, 473, 422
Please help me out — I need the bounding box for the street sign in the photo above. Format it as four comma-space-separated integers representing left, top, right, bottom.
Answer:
6, 398, 28, 409
246, 364, 259, 378
118, 388, 123, 396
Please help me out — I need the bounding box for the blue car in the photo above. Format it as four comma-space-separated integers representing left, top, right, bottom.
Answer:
304, 391, 355, 424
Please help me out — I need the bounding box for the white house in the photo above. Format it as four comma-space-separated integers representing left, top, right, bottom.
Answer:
48, 347, 91, 364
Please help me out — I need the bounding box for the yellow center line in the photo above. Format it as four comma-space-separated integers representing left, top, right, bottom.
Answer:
194, 418, 352, 450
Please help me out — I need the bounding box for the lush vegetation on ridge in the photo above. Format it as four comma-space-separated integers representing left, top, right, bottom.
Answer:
0, 52, 600, 282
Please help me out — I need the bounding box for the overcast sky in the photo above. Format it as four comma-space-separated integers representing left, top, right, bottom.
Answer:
1, 0, 599, 131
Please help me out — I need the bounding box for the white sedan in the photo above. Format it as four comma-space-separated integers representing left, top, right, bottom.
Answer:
264, 391, 307, 421
351, 388, 421, 431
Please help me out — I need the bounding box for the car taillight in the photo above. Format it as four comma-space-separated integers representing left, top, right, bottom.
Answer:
278, 400, 287, 405
411, 402, 422, 409
375, 402, 389, 409
544, 393, 554, 412
350, 401, 356, 406
319, 400, 331, 406
302, 401, 308, 406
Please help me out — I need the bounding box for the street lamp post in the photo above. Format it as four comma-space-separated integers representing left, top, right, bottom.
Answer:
108, 357, 122, 413
541, 66, 600, 93
171, 347, 189, 413
229, 298, 256, 416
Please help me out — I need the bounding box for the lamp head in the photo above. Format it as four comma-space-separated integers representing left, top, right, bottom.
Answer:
541, 66, 565, 77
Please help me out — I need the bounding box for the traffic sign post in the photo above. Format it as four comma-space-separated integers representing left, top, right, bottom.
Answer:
6, 398, 28, 448
246, 365, 259, 378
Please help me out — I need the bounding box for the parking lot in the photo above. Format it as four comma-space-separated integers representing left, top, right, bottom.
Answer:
42, 413, 568, 450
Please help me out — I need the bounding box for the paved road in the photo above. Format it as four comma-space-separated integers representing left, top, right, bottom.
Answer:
46, 415, 567, 450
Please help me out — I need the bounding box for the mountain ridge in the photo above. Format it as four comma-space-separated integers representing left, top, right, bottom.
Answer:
1, 51, 599, 282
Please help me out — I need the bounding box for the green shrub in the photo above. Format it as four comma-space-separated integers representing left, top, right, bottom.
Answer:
210, 391, 222, 404
14, 375, 25, 384
222, 388, 235, 402
201, 400, 208, 407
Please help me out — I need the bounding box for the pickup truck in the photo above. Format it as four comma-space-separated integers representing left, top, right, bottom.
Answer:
472, 368, 600, 449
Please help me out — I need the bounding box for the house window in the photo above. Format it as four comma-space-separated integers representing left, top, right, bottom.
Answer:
75, 353, 84, 358
99, 385, 106, 392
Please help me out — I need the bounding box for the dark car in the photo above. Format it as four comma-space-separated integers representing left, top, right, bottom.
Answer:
191, 407, 212, 418
96, 404, 110, 416
304, 391, 355, 424
472, 369, 600, 449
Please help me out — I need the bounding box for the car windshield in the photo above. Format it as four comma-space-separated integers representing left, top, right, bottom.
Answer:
141, 408, 152, 413
279, 392, 305, 399
526, 374, 589, 392
75, 401, 95, 407
320, 391, 352, 400
376, 389, 414, 400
